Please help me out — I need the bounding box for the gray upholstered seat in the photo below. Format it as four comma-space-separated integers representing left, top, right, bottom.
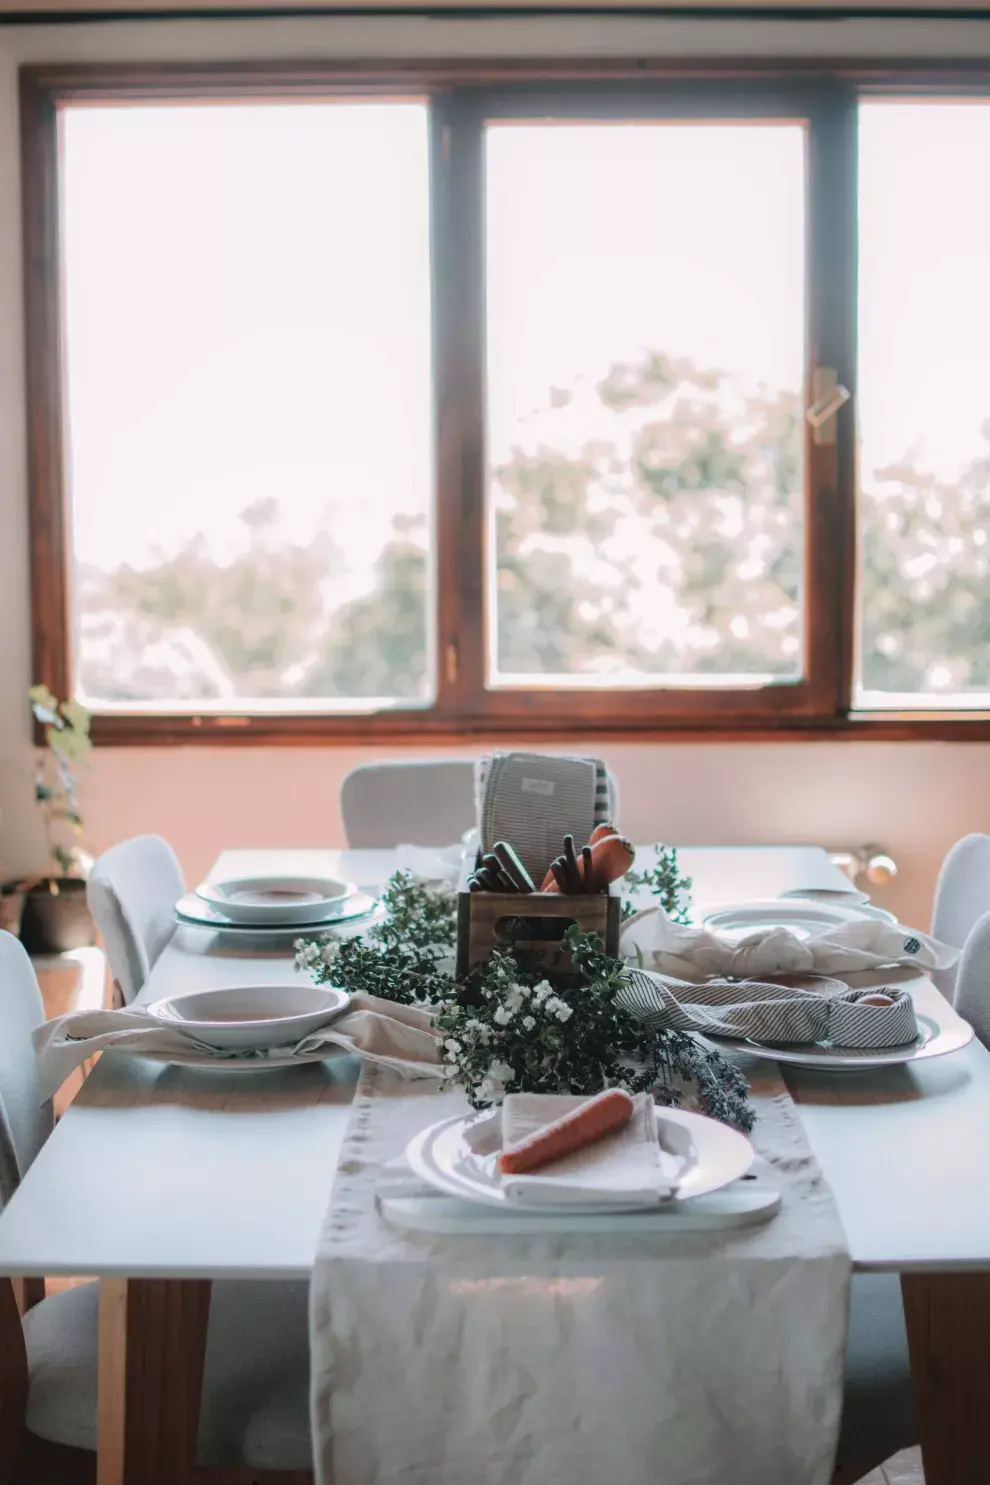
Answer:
86, 834, 185, 1004
0, 929, 314, 1475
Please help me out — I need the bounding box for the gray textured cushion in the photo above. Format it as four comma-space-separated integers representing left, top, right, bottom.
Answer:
23, 1278, 312, 1470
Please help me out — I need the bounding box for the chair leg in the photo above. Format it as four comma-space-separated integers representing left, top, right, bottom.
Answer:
0, 1281, 28, 1485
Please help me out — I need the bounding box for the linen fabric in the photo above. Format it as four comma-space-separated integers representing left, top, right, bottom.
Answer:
621, 902, 958, 981
476, 751, 612, 883
310, 1062, 850, 1485
498, 1091, 690, 1207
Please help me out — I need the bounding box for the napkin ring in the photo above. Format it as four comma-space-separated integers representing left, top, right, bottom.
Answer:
828, 988, 918, 1049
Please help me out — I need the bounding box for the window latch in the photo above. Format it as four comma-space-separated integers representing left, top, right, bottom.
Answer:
807, 369, 851, 446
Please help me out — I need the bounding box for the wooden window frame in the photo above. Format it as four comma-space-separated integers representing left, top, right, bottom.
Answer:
20, 59, 990, 746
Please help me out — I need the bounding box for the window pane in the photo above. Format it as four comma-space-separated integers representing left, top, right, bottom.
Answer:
486, 121, 807, 688
857, 101, 990, 708
62, 101, 433, 710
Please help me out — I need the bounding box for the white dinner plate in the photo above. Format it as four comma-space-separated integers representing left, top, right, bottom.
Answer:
146, 982, 350, 1051
701, 897, 895, 942
703, 1007, 974, 1070
195, 874, 354, 925
176, 890, 378, 933
407, 1106, 754, 1216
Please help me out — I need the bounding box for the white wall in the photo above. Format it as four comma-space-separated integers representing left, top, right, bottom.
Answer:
2, 12, 990, 929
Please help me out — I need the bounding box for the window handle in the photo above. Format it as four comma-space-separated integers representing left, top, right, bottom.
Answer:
807, 369, 851, 446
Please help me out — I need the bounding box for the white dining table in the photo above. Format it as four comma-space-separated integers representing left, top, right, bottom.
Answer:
1, 844, 989, 1485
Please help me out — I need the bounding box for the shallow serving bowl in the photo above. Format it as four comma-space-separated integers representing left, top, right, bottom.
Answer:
145, 983, 350, 1052
195, 874, 354, 925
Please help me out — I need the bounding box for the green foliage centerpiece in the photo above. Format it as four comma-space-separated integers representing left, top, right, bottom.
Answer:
297, 868, 753, 1130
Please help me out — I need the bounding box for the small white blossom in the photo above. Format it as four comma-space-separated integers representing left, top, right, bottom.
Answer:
321, 943, 337, 965
532, 979, 554, 1005
545, 996, 573, 1023
521, 1015, 536, 1031
505, 986, 525, 1013
444, 1038, 462, 1055
493, 1004, 514, 1026
476, 1077, 498, 1102
488, 1059, 515, 1084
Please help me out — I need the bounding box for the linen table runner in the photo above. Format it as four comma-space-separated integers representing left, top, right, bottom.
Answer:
310, 1064, 850, 1485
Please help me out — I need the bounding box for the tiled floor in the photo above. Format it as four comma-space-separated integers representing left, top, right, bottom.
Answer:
857, 1449, 924, 1484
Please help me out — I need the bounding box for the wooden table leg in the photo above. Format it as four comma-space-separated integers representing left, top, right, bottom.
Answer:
98, 1277, 211, 1485
901, 1271, 990, 1485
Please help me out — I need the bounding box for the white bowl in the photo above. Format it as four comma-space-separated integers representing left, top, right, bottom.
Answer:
145, 983, 350, 1052
195, 875, 354, 925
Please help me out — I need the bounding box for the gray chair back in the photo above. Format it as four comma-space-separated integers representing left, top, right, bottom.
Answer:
953, 909, 990, 1051
0, 932, 55, 1205
86, 835, 185, 1004
341, 761, 477, 847
932, 833, 990, 950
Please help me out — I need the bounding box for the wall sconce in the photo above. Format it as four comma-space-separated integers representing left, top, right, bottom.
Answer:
829, 845, 898, 888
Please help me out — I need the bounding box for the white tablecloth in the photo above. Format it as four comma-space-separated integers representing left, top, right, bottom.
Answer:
310, 1064, 850, 1485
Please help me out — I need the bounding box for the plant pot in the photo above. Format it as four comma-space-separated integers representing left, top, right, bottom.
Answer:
0, 883, 25, 939
18, 877, 93, 955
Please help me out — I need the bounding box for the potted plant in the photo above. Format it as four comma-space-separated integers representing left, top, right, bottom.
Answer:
16, 685, 95, 955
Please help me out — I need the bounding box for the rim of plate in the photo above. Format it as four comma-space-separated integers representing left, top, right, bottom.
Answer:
196, 875, 355, 924
702, 1009, 973, 1069
146, 982, 350, 1035
701, 897, 890, 933
406, 1106, 754, 1215
116, 1045, 350, 1072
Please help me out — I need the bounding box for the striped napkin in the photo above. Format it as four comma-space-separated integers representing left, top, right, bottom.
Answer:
618, 969, 919, 1049
475, 751, 611, 883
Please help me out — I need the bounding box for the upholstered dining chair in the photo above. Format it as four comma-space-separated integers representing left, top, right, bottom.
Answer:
341, 761, 478, 847
86, 834, 185, 1006
0, 930, 314, 1483
949, 908, 990, 1051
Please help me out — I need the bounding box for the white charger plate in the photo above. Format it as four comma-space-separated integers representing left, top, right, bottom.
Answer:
176, 890, 378, 933
195, 874, 355, 925
701, 897, 896, 942
407, 1106, 754, 1216
124, 1045, 350, 1072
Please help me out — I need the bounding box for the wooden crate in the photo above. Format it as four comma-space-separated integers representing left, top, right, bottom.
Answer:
455, 860, 621, 980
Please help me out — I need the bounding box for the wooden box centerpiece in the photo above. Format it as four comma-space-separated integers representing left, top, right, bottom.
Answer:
455, 856, 621, 981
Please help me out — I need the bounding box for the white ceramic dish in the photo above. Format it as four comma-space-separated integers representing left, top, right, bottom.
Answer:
703, 1007, 974, 1070
145, 983, 350, 1052
175, 890, 378, 933
127, 1046, 350, 1072
701, 897, 895, 941
406, 1106, 754, 1216
779, 887, 872, 906
195, 875, 354, 926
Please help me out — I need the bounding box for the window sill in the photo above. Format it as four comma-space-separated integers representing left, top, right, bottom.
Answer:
79, 708, 990, 747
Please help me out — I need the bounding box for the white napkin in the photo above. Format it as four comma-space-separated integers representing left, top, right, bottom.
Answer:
498, 1092, 694, 1208
621, 903, 958, 980
33, 992, 445, 1103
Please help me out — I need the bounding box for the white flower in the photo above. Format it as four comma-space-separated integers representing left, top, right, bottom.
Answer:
493, 1005, 514, 1025
321, 943, 337, 965
545, 996, 573, 1023
532, 979, 554, 1005
488, 1059, 515, 1084
505, 987, 524, 1013
476, 1077, 498, 1102
444, 1038, 462, 1056
521, 1015, 536, 1031
464, 1018, 483, 1033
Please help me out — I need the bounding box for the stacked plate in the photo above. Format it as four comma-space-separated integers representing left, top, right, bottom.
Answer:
176, 872, 379, 936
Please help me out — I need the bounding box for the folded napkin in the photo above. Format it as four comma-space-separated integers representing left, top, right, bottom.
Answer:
33, 992, 444, 1103
476, 751, 610, 884
618, 969, 919, 1049
621, 903, 958, 980
498, 1091, 694, 1207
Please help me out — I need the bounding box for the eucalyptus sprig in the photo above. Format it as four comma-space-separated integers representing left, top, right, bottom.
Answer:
624, 845, 693, 924
296, 870, 455, 1005
437, 926, 753, 1128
